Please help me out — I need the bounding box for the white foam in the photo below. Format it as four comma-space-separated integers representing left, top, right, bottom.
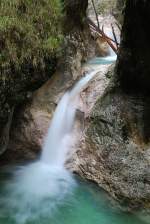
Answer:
0, 70, 98, 223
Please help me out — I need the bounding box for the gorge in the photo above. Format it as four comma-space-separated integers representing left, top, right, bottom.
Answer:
0, 57, 147, 224
0, 0, 150, 223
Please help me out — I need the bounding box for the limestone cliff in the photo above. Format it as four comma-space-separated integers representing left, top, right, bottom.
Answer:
0, 0, 95, 163
0, 0, 62, 155
72, 0, 150, 211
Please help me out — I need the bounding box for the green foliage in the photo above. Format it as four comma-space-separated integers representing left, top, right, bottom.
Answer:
0, 0, 64, 128
0, 0, 63, 77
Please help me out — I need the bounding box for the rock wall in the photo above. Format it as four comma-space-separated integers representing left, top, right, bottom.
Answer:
0, 0, 95, 164
0, 0, 63, 155
70, 0, 150, 211
117, 0, 150, 95
73, 83, 150, 211
88, 0, 125, 23
113, 0, 125, 24
1, 0, 149, 212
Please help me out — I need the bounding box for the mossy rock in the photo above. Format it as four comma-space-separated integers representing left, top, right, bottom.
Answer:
0, 0, 63, 136
0, 0, 63, 74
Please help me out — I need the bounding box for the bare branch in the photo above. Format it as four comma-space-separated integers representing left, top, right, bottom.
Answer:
91, 0, 100, 29
111, 23, 119, 49
87, 17, 118, 54
115, 22, 122, 32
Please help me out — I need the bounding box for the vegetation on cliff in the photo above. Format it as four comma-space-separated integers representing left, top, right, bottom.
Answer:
0, 0, 63, 149
0, 0, 63, 80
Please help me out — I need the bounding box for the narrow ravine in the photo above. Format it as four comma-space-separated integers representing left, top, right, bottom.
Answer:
0, 1, 150, 223
0, 54, 147, 224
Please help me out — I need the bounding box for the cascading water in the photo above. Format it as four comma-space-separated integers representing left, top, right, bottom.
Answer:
42, 70, 98, 166
88, 29, 118, 66
0, 70, 98, 224
0, 61, 146, 224
104, 29, 118, 62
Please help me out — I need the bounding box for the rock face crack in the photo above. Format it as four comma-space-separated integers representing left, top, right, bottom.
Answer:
0, 106, 14, 155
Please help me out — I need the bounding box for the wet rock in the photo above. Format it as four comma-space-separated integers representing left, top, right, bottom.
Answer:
95, 37, 110, 57
0, 0, 62, 154
0, 60, 112, 165
88, 0, 118, 16
71, 83, 150, 210
0, 0, 95, 163
69, 0, 150, 208
72, 0, 150, 211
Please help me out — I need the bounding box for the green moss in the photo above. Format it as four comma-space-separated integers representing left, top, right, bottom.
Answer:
0, 0, 63, 132
0, 0, 63, 73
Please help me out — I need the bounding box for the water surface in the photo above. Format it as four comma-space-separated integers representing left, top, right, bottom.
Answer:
88, 56, 117, 65
0, 55, 147, 224
0, 175, 147, 224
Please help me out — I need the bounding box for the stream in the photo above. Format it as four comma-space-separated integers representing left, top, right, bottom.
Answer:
0, 175, 147, 224
0, 56, 147, 224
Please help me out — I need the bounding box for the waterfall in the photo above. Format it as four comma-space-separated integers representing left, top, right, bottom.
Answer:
105, 29, 118, 61
41, 92, 73, 166
88, 29, 118, 66
41, 70, 98, 165
1, 70, 98, 224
